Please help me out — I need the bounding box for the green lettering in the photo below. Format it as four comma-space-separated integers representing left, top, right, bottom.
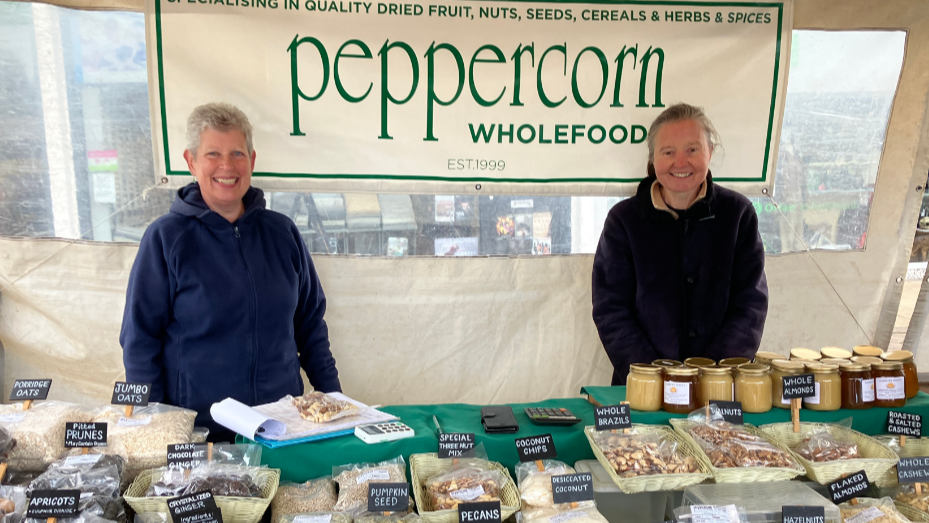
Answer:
611, 45, 637, 108
571, 46, 608, 108
378, 39, 419, 140
637, 46, 665, 108
288, 35, 330, 136
424, 41, 465, 142
510, 44, 534, 107
334, 40, 373, 103
469, 45, 506, 107
537, 43, 567, 108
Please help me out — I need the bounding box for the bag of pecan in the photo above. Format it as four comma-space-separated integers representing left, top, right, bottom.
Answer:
425, 459, 508, 511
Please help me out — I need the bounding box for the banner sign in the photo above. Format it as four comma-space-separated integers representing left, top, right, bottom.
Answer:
147, 0, 791, 194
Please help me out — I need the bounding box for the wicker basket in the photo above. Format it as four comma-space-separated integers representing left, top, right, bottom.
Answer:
583, 424, 713, 493
895, 500, 929, 523
759, 422, 898, 485
874, 436, 929, 487
669, 419, 806, 483
409, 453, 519, 523
124, 468, 281, 523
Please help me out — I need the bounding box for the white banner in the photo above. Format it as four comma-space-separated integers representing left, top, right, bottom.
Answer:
146, 0, 791, 195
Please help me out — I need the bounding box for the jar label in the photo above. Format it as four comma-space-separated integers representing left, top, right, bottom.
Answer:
876, 377, 905, 400
664, 381, 691, 405
862, 379, 875, 402
803, 382, 821, 405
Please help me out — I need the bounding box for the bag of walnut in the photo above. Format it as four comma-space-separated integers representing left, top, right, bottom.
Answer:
685, 406, 797, 469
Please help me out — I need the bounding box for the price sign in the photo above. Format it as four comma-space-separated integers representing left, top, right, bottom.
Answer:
594, 404, 631, 431
64, 422, 107, 448
897, 457, 929, 483
887, 411, 922, 437
709, 401, 744, 425
167, 443, 210, 470
367, 482, 410, 513
551, 473, 594, 504
827, 470, 871, 504
168, 491, 221, 523
458, 501, 501, 523
26, 490, 80, 518
515, 434, 556, 462
10, 379, 51, 402
111, 382, 152, 406
781, 506, 825, 523
782, 374, 816, 400
438, 433, 476, 459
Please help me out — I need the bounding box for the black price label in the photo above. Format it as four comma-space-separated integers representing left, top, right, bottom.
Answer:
897, 457, 929, 483
367, 482, 410, 513
782, 374, 816, 400
709, 401, 744, 425
167, 443, 210, 470
515, 434, 556, 462
26, 490, 80, 518
64, 422, 107, 448
782, 506, 825, 523
827, 470, 870, 504
887, 411, 922, 437
168, 491, 220, 523
458, 501, 501, 523
439, 433, 476, 459
10, 379, 51, 402
111, 382, 152, 406
551, 473, 594, 504
594, 404, 631, 431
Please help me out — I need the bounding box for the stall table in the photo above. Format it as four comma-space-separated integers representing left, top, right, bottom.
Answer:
246, 390, 929, 483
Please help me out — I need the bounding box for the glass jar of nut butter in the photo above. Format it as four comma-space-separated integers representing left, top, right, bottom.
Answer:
684, 357, 716, 369
662, 366, 699, 414
770, 359, 806, 409
872, 360, 906, 408
790, 348, 822, 362
699, 365, 733, 404
820, 347, 852, 360
882, 351, 919, 399
735, 363, 772, 413
626, 363, 663, 411
754, 351, 787, 368
803, 363, 842, 411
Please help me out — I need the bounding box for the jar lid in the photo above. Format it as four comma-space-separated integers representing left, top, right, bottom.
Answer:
838, 361, 871, 371
652, 359, 683, 367
882, 350, 914, 363
737, 363, 770, 375
719, 357, 751, 367
754, 351, 787, 362
872, 361, 904, 371
805, 362, 839, 373
771, 359, 806, 372
820, 347, 852, 359
700, 366, 732, 376
790, 348, 822, 361
852, 356, 883, 364
684, 357, 716, 368
820, 358, 849, 365
664, 366, 699, 376
853, 345, 884, 357
629, 363, 663, 375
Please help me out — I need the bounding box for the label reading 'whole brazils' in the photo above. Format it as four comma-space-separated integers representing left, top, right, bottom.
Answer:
594, 405, 631, 431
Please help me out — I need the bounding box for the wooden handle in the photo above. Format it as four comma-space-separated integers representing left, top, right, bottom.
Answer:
124, 405, 134, 417
0, 462, 7, 484
452, 458, 459, 465
850, 498, 859, 506
48, 518, 56, 523
207, 442, 213, 461
535, 460, 545, 472
917, 483, 923, 495
705, 400, 710, 419
570, 502, 578, 509
901, 435, 907, 448
791, 398, 801, 433
81, 447, 89, 455
620, 401, 630, 434
22, 400, 32, 411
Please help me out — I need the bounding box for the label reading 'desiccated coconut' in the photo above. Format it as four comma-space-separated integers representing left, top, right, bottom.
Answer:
294, 516, 332, 523
663, 381, 691, 405
876, 377, 905, 400
118, 415, 152, 427
549, 511, 588, 523
845, 507, 884, 523
450, 486, 485, 501
356, 469, 390, 484
862, 379, 875, 402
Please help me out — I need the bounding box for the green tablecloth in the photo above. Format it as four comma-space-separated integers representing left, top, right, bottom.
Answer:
580, 386, 929, 433
249, 391, 929, 482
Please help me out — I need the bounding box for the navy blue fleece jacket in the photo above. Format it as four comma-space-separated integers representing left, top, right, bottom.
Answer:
120, 183, 340, 436
592, 174, 768, 385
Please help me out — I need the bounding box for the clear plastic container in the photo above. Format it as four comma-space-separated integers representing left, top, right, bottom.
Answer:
680, 481, 841, 523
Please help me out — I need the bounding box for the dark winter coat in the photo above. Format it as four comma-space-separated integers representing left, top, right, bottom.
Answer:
120, 183, 340, 437
592, 174, 768, 385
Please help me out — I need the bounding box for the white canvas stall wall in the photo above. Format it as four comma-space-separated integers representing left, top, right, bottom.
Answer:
1, 0, 929, 405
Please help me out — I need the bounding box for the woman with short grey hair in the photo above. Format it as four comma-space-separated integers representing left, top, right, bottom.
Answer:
120, 102, 341, 441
